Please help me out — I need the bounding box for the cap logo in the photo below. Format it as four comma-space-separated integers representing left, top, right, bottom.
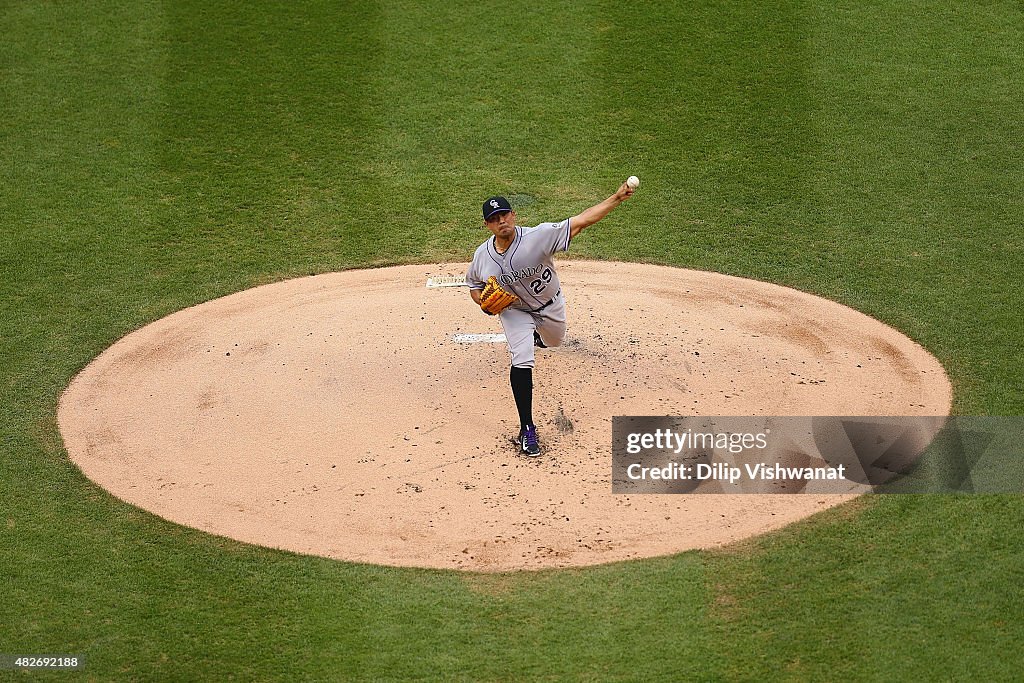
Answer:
490, 200, 499, 209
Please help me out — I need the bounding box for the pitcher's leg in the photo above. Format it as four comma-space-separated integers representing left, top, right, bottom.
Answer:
499, 307, 536, 369
499, 307, 541, 455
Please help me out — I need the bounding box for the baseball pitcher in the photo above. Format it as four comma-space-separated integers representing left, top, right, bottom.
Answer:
467, 180, 636, 456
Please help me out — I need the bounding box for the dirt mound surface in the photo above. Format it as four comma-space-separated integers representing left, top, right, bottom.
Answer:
58, 261, 951, 571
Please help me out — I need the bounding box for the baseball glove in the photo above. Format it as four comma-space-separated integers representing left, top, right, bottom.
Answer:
479, 276, 519, 315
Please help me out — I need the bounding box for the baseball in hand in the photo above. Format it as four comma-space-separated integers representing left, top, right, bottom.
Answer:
626, 175, 640, 189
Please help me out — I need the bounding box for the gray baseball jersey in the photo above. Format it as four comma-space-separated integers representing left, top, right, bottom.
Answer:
466, 218, 572, 309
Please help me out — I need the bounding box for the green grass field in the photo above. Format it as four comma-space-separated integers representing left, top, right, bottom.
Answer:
3, 0, 1022, 679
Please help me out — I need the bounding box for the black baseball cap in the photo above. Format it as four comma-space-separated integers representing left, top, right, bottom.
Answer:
482, 196, 513, 219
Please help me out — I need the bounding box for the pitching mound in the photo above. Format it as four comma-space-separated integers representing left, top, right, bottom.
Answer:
58, 261, 951, 571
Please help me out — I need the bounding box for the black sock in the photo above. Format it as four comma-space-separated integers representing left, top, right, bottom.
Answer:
509, 366, 533, 428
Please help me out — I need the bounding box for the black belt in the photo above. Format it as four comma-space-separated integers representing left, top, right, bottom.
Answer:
531, 289, 561, 313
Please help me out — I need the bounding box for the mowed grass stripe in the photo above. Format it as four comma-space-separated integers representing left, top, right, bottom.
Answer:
1, 0, 169, 406
583, 0, 816, 276
155, 0, 392, 279
704, 3, 1024, 678
707, 495, 1024, 680
802, 0, 1024, 414
367, 0, 616, 256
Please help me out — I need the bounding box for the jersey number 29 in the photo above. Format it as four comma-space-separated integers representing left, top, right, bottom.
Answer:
530, 268, 553, 295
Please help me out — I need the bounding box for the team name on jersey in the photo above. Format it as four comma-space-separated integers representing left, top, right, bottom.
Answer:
498, 266, 541, 286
